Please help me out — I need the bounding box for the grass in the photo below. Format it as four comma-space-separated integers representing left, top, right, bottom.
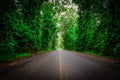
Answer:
0, 55, 15, 62
37, 49, 54, 53
16, 53, 30, 58
0, 50, 52, 62
84, 51, 102, 56
0, 53, 30, 62
84, 51, 120, 59
38, 50, 49, 53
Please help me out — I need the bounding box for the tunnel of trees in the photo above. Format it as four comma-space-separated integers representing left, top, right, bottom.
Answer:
0, 0, 120, 61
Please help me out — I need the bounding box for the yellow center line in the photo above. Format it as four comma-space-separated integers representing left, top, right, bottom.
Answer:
59, 53, 62, 80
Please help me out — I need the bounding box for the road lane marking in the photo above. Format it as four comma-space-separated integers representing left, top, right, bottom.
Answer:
59, 53, 63, 80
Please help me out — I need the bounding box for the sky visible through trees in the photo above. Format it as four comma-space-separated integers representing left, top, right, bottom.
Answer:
0, 0, 120, 61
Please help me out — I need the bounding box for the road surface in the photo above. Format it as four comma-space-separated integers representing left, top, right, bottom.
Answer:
0, 50, 120, 80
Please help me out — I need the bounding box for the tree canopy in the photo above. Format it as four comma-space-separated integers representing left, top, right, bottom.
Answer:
0, 0, 120, 61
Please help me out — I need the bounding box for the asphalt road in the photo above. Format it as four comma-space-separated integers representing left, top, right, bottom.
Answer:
0, 50, 120, 80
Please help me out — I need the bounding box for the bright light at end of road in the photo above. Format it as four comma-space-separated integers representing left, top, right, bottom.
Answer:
57, 48, 63, 50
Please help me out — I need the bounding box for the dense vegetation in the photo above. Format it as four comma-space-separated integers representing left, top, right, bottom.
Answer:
0, 0, 56, 61
72, 0, 120, 57
0, 0, 120, 62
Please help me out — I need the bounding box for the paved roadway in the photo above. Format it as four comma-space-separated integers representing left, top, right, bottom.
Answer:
0, 50, 120, 80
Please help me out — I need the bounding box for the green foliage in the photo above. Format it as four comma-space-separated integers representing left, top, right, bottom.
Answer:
0, 0, 55, 61
0, 53, 30, 62
41, 2, 57, 50
0, 0, 120, 62
72, 0, 120, 57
